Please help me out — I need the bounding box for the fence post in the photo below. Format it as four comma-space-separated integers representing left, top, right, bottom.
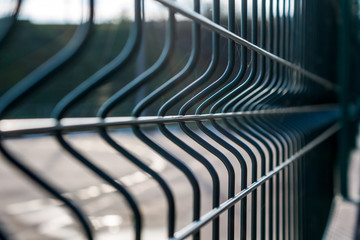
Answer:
337, 0, 360, 199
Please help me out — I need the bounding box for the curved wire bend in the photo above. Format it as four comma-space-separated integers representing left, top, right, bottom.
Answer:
0, 0, 22, 47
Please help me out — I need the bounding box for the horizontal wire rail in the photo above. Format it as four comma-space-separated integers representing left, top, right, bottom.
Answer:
156, 0, 338, 91
0, 104, 339, 137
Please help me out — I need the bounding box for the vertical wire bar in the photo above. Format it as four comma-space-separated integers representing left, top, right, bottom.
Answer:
279, 117, 298, 240
234, 2, 248, 238
281, 2, 288, 240
298, 115, 309, 240
292, 1, 301, 236
300, 122, 307, 240
303, 1, 309, 238
287, 121, 303, 240
259, 5, 268, 238
276, 2, 290, 239
282, 0, 294, 237
300, 0, 306, 238
289, 162, 294, 240
286, 1, 295, 239
283, 163, 288, 240
295, 0, 303, 238
275, 2, 281, 239
276, 0, 292, 236
286, 2, 295, 239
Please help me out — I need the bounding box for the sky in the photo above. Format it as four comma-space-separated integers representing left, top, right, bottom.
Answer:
1, 0, 196, 24
1, 0, 292, 24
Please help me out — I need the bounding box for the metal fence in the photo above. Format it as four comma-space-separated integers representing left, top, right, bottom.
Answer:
0, 0, 347, 239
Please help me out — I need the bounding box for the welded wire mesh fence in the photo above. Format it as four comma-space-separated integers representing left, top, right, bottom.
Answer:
0, 0, 341, 239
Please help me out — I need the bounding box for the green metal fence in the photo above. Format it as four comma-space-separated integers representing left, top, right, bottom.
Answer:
0, 0, 358, 239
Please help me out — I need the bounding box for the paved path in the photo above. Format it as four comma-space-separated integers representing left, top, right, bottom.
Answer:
0, 127, 262, 239
323, 125, 360, 240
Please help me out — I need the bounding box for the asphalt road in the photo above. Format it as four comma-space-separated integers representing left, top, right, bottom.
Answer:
0, 126, 270, 240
